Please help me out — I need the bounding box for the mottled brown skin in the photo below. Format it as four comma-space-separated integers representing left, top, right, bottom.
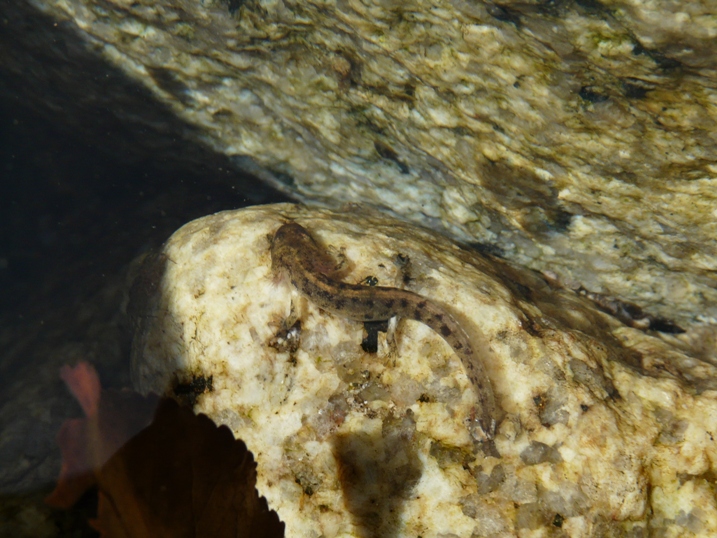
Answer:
271, 222, 497, 438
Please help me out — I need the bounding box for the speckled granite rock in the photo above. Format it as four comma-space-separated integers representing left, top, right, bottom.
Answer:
132, 204, 717, 537
3, 0, 716, 353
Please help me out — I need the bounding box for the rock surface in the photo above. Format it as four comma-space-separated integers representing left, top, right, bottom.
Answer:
132, 204, 717, 537
2, 0, 715, 347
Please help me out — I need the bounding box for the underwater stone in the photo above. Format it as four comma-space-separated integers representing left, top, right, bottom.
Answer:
5, 0, 717, 350
131, 203, 717, 537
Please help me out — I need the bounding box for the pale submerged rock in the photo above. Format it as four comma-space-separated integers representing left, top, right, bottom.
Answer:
132, 204, 717, 537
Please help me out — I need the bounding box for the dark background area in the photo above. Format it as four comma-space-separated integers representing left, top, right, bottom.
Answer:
0, 98, 284, 323
0, 62, 287, 534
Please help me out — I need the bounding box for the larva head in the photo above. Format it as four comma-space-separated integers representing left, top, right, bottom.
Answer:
271, 222, 336, 277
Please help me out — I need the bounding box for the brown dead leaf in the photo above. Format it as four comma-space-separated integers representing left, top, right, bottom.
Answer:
93, 398, 284, 538
46, 363, 158, 509
47, 362, 285, 537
